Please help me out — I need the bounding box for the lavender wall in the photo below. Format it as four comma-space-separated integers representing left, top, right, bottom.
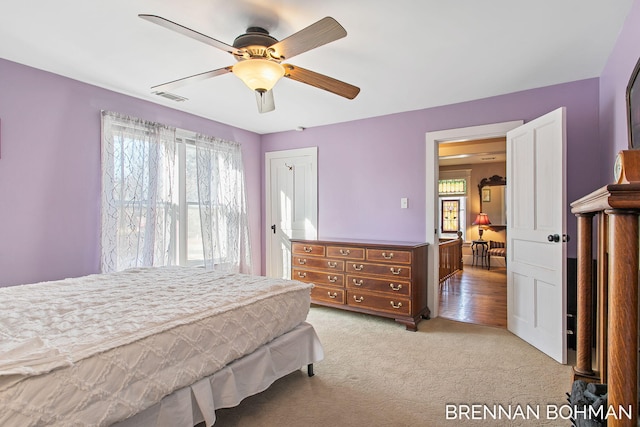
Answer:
600, 0, 640, 184
3, 0, 637, 286
261, 78, 601, 271
0, 58, 262, 287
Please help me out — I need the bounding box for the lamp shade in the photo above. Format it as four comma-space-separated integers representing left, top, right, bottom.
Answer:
232, 59, 285, 92
472, 213, 491, 226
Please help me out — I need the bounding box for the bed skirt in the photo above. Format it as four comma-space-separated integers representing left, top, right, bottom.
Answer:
113, 322, 324, 427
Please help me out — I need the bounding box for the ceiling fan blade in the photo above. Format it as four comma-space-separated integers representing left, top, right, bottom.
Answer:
269, 17, 346, 60
283, 64, 360, 99
151, 67, 232, 92
139, 14, 241, 56
255, 89, 275, 113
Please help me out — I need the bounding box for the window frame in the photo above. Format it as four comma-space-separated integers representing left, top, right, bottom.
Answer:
440, 199, 460, 234
176, 131, 206, 267
438, 169, 472, 241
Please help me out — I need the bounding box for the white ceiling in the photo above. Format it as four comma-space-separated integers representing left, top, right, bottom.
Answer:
439, 138, 506, 166
0, 1, 634, 134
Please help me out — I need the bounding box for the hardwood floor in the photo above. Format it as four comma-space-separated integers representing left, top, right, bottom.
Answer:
438, 265, 507, 328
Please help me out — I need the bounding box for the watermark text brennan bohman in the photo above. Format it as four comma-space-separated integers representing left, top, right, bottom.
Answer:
445, 403, 633, 421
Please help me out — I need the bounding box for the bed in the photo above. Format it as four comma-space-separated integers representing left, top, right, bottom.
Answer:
0, 266, 324, 426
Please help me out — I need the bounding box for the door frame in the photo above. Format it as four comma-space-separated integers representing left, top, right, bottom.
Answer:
265, 147, 318, 278
425, 121, 523, 318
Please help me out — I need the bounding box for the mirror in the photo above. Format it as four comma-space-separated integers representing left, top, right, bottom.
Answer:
479, 175, 507, 226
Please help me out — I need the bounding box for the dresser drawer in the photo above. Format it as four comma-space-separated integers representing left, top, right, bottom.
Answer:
345, 262, 411, 279
326, 245, 365, 260
346, 275, 410, 296
311, 285, 345, 304
292, 256, 344, 271
292, 268, 344, 287
366, 249, 412, 264
346, 291, 411, 316
292, 242, 325, 257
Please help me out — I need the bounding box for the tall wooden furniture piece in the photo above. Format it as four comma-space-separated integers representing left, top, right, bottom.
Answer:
290, 239, 429, 331
571, 183, 639, 427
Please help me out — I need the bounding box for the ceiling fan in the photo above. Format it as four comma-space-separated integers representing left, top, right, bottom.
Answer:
139, 14, 360, 113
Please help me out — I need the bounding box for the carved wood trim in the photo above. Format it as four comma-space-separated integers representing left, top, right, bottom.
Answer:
477, 175, 506, 199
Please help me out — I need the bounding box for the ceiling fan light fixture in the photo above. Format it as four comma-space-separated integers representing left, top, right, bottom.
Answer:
233, 59, 285, 92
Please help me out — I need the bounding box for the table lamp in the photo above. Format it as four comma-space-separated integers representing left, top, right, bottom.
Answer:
472, 213, 491, 240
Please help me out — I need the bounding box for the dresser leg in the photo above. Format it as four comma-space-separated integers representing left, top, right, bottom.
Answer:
395, 313, 426, 331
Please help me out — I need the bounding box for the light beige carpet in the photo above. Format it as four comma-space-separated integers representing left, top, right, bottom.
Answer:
214, 306, 573, 426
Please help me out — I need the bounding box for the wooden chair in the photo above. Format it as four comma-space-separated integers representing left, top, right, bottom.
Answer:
487, 241, 506, 270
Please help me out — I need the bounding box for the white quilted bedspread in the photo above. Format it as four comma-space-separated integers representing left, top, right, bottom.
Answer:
0, 267, 312, 426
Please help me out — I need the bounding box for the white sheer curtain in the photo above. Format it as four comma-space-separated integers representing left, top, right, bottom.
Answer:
194, 134, 251, 273
101, 111, 177, 273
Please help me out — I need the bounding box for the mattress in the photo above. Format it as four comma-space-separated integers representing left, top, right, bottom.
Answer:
0, 267, 313, 426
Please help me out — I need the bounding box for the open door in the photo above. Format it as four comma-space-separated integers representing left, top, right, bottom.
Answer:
506, 107, 567, 364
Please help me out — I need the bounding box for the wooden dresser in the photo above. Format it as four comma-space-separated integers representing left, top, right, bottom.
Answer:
290, 238, 429, 331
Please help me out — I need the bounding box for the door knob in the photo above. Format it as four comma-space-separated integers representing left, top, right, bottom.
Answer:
547, 234, 561, 243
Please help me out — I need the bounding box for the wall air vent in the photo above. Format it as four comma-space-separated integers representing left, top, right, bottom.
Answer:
153, 91, 188, 102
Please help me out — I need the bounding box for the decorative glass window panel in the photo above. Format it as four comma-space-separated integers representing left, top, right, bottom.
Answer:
439, 179, 466, 195
441, 199, 460, 233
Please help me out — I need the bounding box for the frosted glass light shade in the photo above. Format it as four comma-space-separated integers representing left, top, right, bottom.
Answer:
233, 59, 285, 91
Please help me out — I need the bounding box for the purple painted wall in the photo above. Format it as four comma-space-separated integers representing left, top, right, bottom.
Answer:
1, 0, 637, 285
600, 0, 640, 184
0, 58, 262, 287
261, 79, 601, 270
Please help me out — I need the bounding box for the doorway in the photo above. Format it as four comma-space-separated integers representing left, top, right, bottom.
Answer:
425, 120, 522, 319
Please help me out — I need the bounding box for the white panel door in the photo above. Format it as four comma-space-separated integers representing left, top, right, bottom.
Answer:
265, 148, 318, 279
506, 107, 567, 363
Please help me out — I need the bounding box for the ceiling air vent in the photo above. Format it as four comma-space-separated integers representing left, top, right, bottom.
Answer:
153, 91, 188, 102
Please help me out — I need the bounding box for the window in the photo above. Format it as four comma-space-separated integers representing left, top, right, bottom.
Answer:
438, 179, 466, 195
441, 199, 460, 233
179, 140, 204, 265
101, 112, 250, 273
438, 170, 471, 241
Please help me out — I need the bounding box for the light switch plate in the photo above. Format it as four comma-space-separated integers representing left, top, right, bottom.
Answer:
401, 198, 408, 209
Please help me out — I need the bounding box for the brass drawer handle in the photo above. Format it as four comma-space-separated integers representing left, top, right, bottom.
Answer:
327, 292, 338, 299
352, 279, 363, 286
297, 272, 307, 278
389, 283, 402, 291
382, 252, 393, 259
327, 261, 337, 268
328, 276, 338, 283
390, 267, 401, 275
390, 301, 403, 309
298, 258, 306, 265
339, 249, 350, 256
353, 296, 364, 303
303, 246, 312, 253
353, 264, 364, 271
